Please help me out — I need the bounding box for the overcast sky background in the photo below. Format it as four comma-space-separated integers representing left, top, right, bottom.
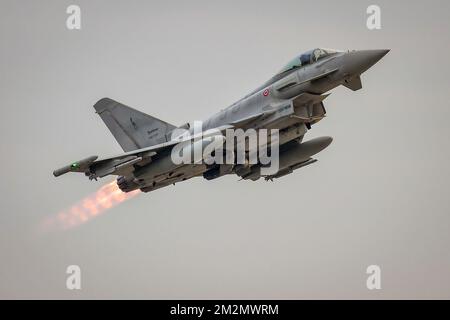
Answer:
1, 0, 449, 299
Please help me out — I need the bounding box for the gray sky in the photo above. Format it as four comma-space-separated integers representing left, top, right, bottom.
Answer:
1, 0, 449, 299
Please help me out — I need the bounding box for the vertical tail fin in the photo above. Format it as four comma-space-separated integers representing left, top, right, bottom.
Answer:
93, 98, 176, 152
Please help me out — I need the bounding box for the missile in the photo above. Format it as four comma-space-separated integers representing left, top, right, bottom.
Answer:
265, 158, 317, 180
53, 156, 98, 177
134, 135, 225, 180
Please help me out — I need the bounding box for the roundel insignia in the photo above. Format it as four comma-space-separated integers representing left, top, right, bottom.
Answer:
263, 88, 269, 97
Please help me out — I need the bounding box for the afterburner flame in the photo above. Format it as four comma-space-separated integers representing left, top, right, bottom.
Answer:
42, 180, 139, 231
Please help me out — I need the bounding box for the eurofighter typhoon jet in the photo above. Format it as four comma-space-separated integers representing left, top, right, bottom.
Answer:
54, 48, 389, 193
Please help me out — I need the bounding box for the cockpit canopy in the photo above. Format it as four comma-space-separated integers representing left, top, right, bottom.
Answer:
277, 48, 341, 75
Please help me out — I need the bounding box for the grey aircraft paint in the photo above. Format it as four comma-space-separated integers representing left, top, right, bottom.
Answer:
53, 48, 389, 193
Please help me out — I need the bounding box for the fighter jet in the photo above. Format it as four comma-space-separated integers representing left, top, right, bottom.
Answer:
54, 48, 389, 193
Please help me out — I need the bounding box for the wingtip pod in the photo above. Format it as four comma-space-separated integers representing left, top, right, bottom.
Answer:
53, 156, 98, 177
52, 168, 67, 177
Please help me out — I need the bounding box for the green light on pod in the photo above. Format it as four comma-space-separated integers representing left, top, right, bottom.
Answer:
71, 162, 80, 169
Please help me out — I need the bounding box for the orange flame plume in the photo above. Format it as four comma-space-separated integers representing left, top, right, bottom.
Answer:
42, 180, 139, 231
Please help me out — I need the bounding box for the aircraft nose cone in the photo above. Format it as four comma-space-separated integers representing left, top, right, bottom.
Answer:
346, 49, 390, 75
364, 49, 390, 66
